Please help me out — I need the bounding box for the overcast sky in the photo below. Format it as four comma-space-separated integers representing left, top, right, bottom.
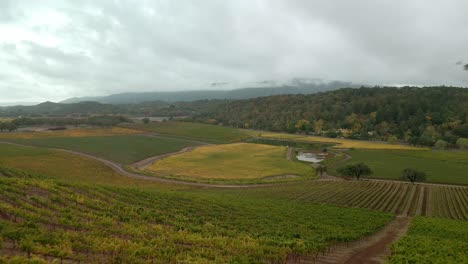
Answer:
1, 0, 467, 103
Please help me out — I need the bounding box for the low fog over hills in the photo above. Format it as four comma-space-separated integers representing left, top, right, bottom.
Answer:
60, 79, 358, 104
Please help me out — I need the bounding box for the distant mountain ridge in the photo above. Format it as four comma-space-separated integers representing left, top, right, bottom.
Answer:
0, 101, 120, 116
61, 80, 359, 104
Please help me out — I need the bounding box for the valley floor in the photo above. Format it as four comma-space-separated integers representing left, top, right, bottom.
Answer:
0, 125, 467, 263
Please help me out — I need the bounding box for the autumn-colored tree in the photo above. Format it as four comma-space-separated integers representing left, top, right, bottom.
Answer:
314, 119, 324, 134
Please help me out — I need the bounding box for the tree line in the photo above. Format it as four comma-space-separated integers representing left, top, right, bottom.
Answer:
193, 86, 468, 148
0, 116, 132, 132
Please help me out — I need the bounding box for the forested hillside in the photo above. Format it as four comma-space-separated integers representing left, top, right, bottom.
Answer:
2, 87, 468, 147
197, 87, 468, 147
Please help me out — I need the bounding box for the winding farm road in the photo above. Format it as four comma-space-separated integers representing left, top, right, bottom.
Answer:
1, 140, 463, 189
132, 146, 196, 170
0, 140, 280, 188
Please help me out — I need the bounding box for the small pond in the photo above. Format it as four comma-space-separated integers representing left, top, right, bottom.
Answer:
296, 152, 327, 163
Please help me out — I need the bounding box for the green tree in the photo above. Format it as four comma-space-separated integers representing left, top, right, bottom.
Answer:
400, 168, 426, 184
315, 164, 327, 176
337, 163, 372, 180
434, 139, 448, 149
456, 138, 468, 149
6, 122, 17, 132
142, 117, 150, 124
454, 124, 468, 137
295, 119, 310, 133
387, 135, 398, 144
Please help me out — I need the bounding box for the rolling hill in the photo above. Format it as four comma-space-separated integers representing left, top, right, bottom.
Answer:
60, 80, 357, 104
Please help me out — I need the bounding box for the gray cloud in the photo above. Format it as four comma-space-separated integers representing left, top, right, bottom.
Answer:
0, 0, 467, 103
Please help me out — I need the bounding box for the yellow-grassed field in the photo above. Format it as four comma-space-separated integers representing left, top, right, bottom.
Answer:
0, 126, 141, 139
246, 130, 427, 150
0, 117, 13, 122
145, 143, 314, 182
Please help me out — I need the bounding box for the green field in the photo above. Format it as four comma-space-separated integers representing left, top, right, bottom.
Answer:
0, 176, 392, 263
145, 143, 314, 184
388, 217, 468, 263
4, 135, 198, 164
123, 122, 251, 143
0, 144, 186, 190
329, 149, 468, 185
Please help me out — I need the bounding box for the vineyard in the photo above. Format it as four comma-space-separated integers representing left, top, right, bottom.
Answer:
388, 217, 468, 263
220, 180, 468, 220
0, 176, 391, 263
0, 144, 186, 190
0, 123, 467, 263
122, 122, 252, 143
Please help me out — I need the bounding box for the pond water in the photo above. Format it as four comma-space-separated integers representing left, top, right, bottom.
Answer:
296, 152, 326, 163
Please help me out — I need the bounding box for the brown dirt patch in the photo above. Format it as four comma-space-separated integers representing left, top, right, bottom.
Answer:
315, 216, 410, 264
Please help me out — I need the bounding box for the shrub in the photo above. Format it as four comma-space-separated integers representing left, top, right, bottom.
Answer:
387, 135, 398, 144
434, 139, 448, 149
456, 138, 468, 149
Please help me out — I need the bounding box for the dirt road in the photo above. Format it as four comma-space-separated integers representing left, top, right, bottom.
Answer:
286, 146, 293, 161
132, 146, 196, 170
315, 216, 410, 264
0, 141, 278, 188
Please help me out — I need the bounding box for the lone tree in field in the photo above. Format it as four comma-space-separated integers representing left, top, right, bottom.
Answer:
315, 164, 327, 176
142, 117, 150, 124
401, 168, 426, 184
337, 163, 372, 180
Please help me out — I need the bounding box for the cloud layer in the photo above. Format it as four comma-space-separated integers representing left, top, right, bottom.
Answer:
1, 0, 467, 102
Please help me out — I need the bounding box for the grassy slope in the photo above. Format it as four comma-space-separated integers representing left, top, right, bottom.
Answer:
330, 149, 468, 185
146, 143, 314, 183
388, 217, 468, 263
0, 144, 186, 190
0, 176, 392, 263
4, 135, 198, 164
123, 122, 251, 143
